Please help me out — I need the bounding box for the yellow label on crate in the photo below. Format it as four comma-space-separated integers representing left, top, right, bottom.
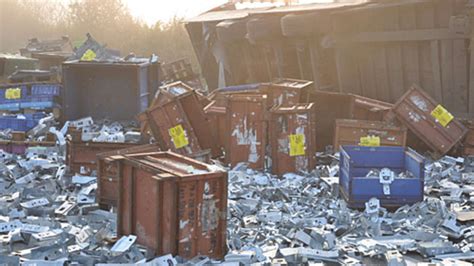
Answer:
81, 49, 97, 61
169, 124, 189, 149
431, 104, 454, 127
5, 88, 21, 99
359, 136, 381, 147
289, 134, 305, 156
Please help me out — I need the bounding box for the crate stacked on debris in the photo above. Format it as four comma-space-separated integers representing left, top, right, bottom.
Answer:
0, 112, 47, 132
140, 81, 218, 161
65, 117, 145, 175
0, 82, 61, 112
114, 151, 227, 260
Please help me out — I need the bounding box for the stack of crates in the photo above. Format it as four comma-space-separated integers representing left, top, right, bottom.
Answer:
0, 113, 47, 132
0, 83, 61, 111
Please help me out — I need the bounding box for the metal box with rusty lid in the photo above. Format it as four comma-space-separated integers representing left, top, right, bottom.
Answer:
117, 151, 227, 259
390, 85, 467, 156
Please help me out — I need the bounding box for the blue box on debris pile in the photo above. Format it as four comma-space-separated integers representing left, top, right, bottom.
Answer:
339, 146, 424, 208
19, 95, 60, 109
31, 84, 61, 96
0, 113, 46, 132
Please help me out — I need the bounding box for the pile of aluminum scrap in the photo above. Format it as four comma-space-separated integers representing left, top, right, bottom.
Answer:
0, 149, 151, 264
64, 117, 141, 143
224, 156, 474, 265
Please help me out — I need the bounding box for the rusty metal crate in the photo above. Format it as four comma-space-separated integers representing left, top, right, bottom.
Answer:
270, 103, 316, 176
96, 143, 161, 209
204, 100, 227, 159
391, 85, 467, 156
261, 78, 312, 107
462, 121, 474, 156
117, 151, 227, 259
334, 119, 407, 150
66, 140, 138, 174
146, 84, 219, 157
227, 94, 268, 169
352, 94, 393, 121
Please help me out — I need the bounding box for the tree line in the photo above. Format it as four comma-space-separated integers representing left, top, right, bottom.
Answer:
0, 0, 198, 67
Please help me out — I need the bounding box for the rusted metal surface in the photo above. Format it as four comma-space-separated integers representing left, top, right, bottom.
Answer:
391, 85, 467, 156
305, 90, 353, 151
270, 103, 316, 176
462, 121, 474, 156
204, 100, 227, 158
147, 83, 220, 157
66, 140, 138, 174
117, 151, 227, 259
352, 94, 393, 121
227, 94, 267, 169
261, 78, 312, 107
96, 143, 160, 209
334, 119, 407, 150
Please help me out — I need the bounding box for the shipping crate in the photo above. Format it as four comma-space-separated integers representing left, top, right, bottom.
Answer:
96, 143, 160, 209
117, 151, 227, 259
339, 146, 424, 209
227, 94, 267, 169
334, 119, 407, 150
391, 85, 467, 156
66, 140, 138, 174
146, 88, 217, 157
463, 121, 474, 156
270, 103, 316, 176
261, 78, 312, 108
204, 100, 227, 158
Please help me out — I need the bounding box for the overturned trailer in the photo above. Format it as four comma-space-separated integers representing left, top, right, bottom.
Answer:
186, 0, 474, 116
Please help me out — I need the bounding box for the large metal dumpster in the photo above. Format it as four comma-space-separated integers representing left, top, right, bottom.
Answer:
62, 59, 160, 121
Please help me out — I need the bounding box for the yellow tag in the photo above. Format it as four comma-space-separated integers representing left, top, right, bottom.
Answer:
5, 88, 21, 99
431, 104, 454, 127
359, 136, 381, 147
81, 49, 97, 61
169, 124, 189, 149
289, 134, 305, 156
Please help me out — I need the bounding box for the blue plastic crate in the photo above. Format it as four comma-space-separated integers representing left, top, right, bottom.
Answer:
0, 86, 27, 104
31, 84, 61, 96
0, 103, 21, 111
19, 95, 60, 110
0, 116, 28, 131
339, 146, 424, 208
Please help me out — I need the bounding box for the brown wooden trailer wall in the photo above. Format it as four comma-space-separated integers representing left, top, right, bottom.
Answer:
333, 0, 471, 114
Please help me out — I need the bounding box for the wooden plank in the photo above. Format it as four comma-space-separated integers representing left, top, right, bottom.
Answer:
336, 29, 469, 43
308, 38, 322, 89
417, 2, 436, 100
470, 10, 474, 114
430, 40, 443, 102
384, 7, 404, 102
399, 5, 420, 93
452, 39, 468, 113
439, 1, 455, 111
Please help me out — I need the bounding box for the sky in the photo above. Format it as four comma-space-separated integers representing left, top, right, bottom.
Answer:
124, 0, 228, 25
123, 0, 335, 25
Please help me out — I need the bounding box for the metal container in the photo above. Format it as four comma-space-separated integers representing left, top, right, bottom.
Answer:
270, 103, 316, 176
391, 85, 467, 156
146, 94, 206, 157
463, 121, 474, 156
305, 90, 353, 151
227, 94, 267, 169
339, 146, 424, 208
352, 94, 393, 121
62, 60, 160, 121
158, 82, 220, 157
117, 151, 227, 259
261, 78, 312, 107
334, 119, 407, 150
66, 140, 138, 174
204, 100, 227, 158
96, 143, 160, 209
